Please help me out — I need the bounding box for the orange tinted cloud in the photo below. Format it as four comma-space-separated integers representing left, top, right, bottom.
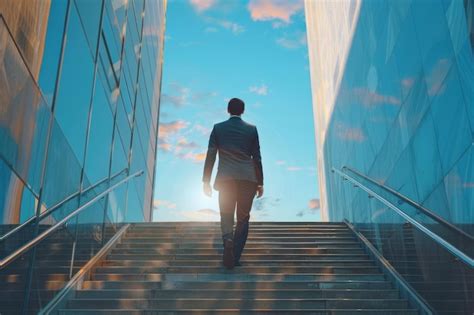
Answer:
248, 0, 303, 24
158, 120, 189, 139
308, 198, 320, 209
179, 152, 207, 163
189, 0, 216, 12
153, 199, 177, 209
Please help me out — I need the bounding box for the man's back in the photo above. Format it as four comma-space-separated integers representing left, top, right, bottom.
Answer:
203, 116, 263, 190
202, 97, 263, 269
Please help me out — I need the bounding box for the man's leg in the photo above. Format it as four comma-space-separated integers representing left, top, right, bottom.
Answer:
218, 181, 237, 269
233, 181, 257, 264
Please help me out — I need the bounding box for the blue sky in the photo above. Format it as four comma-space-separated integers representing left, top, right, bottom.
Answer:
153, 0, 319, 221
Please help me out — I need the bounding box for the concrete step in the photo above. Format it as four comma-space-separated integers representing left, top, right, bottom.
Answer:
65, 298, 409, 309
101, 259, 375, 267
91, 273, 386, 282
46, 222, 416, 314
131, 222, 347, 227
122, 236, 357, 242
106, 253, 372, 261
0, 273, 69, 283
75, 288, 400, 299
82, 280, 394, 290
1, 280, 66, 291
126, 229, 352, 237
110, 248, 366, 255
0, 289, 57, 300
57, 309, 419, 314
115, 241, 362, 249
0, 266, 79, 275
93, 266, 381, 275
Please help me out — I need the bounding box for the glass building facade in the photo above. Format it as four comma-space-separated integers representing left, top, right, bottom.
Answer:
306, 0, 473, 231
0, 0, 166, 229
306, 0, 473, 313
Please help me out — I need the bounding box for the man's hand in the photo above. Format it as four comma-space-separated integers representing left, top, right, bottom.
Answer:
256, 185, 264, 198
203, 182, 212, 197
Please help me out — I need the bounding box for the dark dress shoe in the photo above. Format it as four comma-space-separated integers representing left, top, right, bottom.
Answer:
223, 239, 235, 269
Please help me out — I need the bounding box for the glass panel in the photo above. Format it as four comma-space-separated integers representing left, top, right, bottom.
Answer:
429, 66, 472, 175
102, 1, 123, 81
332, 171, 474, 315
38, 0, 69, 106
0, 19, 51, 195
53, 5, 95, 165
125, 179, 143, 222
111, 125, 129, 175
107, 182, 127, 225
0, 165, 132, 313
0, 229, 74, 314
98, 35, 119, 93
0, 158, 38, 238
73, 0, 103, 57
42, 121, 82, 209
411, 0, 456, 102
444, 146, 474, 235
410, 113, 444, 202
341, 167, 474, 255
130, 126, 146, 177
84, 75, 114, 187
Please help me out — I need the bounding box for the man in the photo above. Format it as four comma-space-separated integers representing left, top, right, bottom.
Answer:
202, 98, 264, 269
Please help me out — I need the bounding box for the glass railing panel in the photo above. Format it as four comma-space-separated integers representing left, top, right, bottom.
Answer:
71, 196, 108, 272
24, 213, 80, 314
0, 223, 76, 314
342, 167, 474, 258
0, 169, 127, 260
333, 169, 474, 314
0, 249, 34, 313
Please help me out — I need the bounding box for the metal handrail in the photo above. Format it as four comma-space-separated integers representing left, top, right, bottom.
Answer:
0, 170, 143, 270
0, 168, 128, 242
342, 166, 474, 242
332, 167, 474, 268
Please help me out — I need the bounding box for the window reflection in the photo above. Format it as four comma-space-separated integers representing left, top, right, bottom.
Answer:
0, 0, 166, 230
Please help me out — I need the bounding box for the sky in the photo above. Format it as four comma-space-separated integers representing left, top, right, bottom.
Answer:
153, 0, 320, 222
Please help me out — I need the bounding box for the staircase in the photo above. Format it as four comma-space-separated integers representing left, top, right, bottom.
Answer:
360, 224, 474, 314
57, 222, 419, 314
0, 225, 117, 314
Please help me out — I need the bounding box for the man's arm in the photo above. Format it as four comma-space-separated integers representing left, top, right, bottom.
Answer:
202, 125, 217, 185
252, 127, 264, 193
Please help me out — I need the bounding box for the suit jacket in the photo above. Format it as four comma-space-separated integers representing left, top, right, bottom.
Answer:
202, 116, 263, 190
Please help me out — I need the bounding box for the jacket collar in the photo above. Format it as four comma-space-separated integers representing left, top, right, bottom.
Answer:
229, 115, 242, 119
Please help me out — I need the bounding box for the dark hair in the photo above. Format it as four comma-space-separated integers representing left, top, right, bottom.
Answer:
228, 98, 245, 115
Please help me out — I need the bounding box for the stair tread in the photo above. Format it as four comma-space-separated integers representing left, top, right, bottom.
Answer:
22, 222, 417, 313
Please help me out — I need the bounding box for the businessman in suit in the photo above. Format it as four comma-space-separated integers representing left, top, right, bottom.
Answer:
202, 98, 264, 269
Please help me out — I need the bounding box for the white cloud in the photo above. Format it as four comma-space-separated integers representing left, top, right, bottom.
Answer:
153, 199, 177, 209
206, 17, 245, 35
193, 124, 211, 136
249, 84, 268, 96
161, 83, 190, 107
204, 27, 218, 33
287, 166, 303, 171
276, 32, 307, 49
